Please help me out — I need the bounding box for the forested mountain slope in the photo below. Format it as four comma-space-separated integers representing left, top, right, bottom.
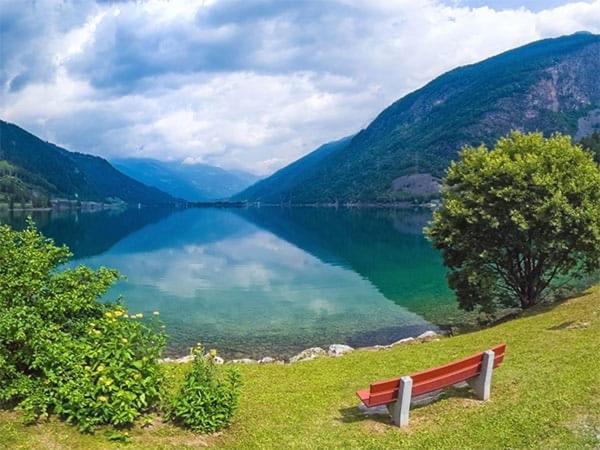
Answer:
0, 120, 176, 206
237, 32, 600, 203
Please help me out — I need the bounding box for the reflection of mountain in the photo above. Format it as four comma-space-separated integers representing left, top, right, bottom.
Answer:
1, 207, 177, 259
234, 207, 455, 321
108, 208, 255, 255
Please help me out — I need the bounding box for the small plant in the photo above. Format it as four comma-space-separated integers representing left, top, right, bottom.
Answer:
167, 345, 241, 433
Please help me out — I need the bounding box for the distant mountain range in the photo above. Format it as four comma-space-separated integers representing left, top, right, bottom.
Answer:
0, 120, 176, 207
112, 158, 259, 202
234, 32, 600, 204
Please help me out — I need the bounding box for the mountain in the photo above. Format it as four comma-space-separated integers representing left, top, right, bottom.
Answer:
112, 158, 260, 201
232, 136, 353, 203
235, 32, 600, 204
0, 120, 176, 206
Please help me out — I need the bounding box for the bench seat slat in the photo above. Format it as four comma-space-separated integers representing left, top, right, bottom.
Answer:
356, 344, 506, 407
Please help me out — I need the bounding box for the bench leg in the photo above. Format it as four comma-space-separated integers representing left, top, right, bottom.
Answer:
467, 350, 494, 401
387, 376, 413, 427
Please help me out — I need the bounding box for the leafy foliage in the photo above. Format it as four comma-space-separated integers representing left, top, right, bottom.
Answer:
0, 221, 166, 431
427, 132, 600, 312
579, 131, 600, 163
167, 345, 241, 433
237, 33, 600, 203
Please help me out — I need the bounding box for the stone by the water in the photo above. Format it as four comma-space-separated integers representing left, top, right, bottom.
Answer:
289, 347, 326, 363
228, 358, 258, 364
416, 330, 439, 341
391, 337, 416, 346
258, 356, 276, 364
328, 344, 354, 357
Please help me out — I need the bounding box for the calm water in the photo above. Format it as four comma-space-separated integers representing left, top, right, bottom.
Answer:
1, 207, 467, 359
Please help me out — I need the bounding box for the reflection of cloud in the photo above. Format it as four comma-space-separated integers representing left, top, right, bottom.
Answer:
86, 228, 431, 330
308, 298, 337, 315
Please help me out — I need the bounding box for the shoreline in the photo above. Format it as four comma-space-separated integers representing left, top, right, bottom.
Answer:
159, 329, 443, 365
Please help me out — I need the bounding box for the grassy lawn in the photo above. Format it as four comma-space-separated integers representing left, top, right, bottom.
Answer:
1, 285, 599, 449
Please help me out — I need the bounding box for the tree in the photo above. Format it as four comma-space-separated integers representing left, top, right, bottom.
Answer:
426, 132, 600, 312
579, 131, 600, 163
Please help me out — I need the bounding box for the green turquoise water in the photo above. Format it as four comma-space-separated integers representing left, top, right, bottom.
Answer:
1, 207, 467, 359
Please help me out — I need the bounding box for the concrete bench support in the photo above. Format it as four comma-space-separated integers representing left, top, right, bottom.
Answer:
466, 350, 494, 401
387, 376, 413, 427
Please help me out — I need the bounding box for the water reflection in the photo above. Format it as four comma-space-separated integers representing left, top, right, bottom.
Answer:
1, 207, 458, 358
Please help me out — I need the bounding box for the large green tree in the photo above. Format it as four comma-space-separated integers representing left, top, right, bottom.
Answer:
579, 131, 600, 163
427, 132, 600, 312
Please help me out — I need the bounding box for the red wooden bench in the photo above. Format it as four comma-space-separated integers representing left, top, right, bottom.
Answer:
356, 343, 507, 427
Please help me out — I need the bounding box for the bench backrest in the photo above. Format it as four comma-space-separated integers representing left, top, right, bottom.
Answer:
367, 344, 506, 406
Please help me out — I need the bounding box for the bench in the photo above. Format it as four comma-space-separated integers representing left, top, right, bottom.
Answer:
356, 343, 506, 427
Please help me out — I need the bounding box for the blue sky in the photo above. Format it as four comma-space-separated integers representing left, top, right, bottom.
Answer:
1, 0, 599, 175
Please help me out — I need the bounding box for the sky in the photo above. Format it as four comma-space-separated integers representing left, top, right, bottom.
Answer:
1, 0, 599, 176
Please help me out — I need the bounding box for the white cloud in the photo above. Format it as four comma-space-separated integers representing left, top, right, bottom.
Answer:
1, 0, 599, 175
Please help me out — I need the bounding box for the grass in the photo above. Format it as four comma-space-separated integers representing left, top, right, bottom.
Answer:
1, 285, 599, 449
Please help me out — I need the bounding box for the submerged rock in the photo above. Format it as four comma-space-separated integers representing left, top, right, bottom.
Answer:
328, 344, 354, 357
289, 347, 326, 363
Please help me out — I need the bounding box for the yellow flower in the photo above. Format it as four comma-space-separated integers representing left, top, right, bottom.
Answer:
105, 311, 114, 319
209, 349, 217, 357
97, 365, 105, 372
93, 330, 102, 336
121, 338, 128, 344
114, 310, 124, 317
84, 366, 91, 371
104, 378, 113, 386
98, 396, 108, 402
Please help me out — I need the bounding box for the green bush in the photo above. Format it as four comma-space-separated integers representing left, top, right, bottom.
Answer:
0, 221, 166, 432
167, 345, 241, 433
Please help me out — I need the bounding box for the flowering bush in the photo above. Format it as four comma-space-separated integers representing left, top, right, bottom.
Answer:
167, 345, 241, 433
0, 221, 165, 431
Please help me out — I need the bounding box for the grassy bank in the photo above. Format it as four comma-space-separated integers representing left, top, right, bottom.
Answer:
2, 285, 599, 449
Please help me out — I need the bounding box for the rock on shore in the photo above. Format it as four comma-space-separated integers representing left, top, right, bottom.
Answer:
328, 344, 354, 357
289, 347, 326, 363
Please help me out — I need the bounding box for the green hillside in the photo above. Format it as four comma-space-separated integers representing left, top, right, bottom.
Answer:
0, 161, 54, 209
236, 32, 600, 203
232, 136, 352, 203
0, 120, 176, 206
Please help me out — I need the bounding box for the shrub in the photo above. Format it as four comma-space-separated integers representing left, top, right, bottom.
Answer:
0, 221, 166, 431
167, 345, 241, 433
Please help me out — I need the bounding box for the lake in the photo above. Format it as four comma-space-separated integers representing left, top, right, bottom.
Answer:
1, 207, 470, 359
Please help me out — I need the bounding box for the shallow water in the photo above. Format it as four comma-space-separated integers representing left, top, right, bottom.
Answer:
2, 207, 468, 359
